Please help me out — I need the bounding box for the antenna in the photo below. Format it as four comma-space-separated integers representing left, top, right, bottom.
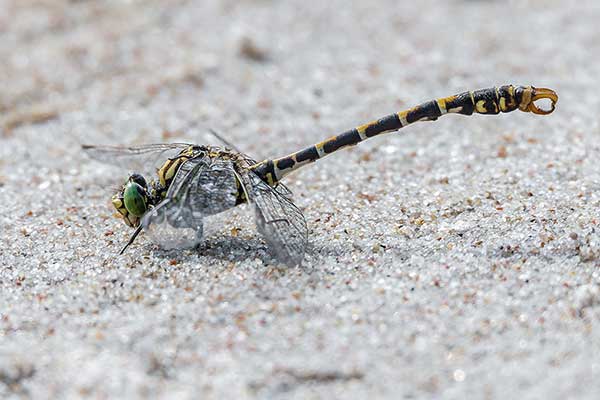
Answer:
207, 128, 243, 153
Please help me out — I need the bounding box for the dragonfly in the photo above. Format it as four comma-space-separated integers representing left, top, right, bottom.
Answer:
83, 84, 557, 265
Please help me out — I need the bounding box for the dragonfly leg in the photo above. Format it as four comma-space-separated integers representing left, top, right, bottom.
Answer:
119, 225, 143, 255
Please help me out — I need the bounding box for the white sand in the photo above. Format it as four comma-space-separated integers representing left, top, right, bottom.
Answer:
1, 1, 599, 398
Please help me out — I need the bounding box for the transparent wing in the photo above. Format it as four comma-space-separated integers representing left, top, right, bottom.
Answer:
239, 154, 294, 200
141, 157, 208, 250
274, 182, 294, 199
165, 156, 239, 216
82, 143, 192, 176
141, 155, 239, 250
239, 170, 308, 265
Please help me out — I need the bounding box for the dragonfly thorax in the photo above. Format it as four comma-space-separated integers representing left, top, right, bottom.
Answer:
156, 145, 200, 187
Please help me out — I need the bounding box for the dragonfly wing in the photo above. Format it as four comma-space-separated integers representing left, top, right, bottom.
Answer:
274, 182, 294, 200
165, 156, 239, 216
141, 155, 239, 250
239, 170, 308, 265
243, 154, 294, 200
139, 197, 203, 250
141, 156, 208, 250
241, 155, 294, 200
82, 143, 192, 176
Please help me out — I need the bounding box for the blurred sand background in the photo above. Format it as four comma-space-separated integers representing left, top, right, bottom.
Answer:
1, 0, 600, 398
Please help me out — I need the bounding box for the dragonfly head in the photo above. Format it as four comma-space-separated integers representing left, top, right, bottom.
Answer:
112, 173, 150, 227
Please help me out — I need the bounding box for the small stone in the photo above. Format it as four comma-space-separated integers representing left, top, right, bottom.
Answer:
239, 37, 269, 62
569, 232, 578, 240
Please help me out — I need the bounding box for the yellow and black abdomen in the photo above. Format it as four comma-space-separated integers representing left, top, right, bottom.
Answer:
250, 85, 557, 185
441, 85, 520, 115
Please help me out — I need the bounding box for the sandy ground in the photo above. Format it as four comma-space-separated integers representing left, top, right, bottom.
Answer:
1, 0, 600, 398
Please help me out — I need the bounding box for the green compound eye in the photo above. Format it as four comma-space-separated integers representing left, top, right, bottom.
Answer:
129, 173, 147, 189
123, 182, 148, 217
